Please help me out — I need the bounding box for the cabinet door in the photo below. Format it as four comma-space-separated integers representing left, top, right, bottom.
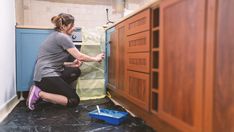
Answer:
127, 71, 149, 111
16, 29, 52, 91
107, 30, 118, 89
212, 0, 234, 131
159, 0, 206, 131
116, 22, 127, 94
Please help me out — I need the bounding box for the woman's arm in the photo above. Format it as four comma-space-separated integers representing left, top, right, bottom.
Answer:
64, 59, 83, 67
67, 47, 104, 62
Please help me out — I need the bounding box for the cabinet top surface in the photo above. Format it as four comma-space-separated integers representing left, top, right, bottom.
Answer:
16, 25, 53, 30
106, 0, 160, 30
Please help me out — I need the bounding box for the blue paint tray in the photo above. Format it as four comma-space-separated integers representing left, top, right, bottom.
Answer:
89, 109, 128, 125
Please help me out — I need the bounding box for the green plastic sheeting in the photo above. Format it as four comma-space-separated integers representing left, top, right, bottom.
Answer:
76, 27, 106, 100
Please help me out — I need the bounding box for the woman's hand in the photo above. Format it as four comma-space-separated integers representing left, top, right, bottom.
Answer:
73, 59, 83, 67
95, 52, 105, 63
64, 59, 83, 68
67, 47, 105, 62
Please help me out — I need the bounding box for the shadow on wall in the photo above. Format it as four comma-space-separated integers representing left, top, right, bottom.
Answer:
36, 0, 112, 5
35, 0, 148, 9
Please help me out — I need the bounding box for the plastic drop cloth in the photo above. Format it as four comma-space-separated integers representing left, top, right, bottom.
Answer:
0, 98, 155, 132
76, 27, 106, 100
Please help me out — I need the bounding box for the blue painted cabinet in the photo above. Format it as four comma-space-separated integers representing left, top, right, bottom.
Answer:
16, 28, 53, 91
105, 27, 115, 88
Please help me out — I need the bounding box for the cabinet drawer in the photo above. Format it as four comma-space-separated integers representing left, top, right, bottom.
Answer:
126, 9, 150, 35
127, 52, 150, 73
127, 31, 150, 53
127, 71, 149, 111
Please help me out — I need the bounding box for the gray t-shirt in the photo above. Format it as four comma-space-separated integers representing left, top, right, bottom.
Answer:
33, 31, 75, 82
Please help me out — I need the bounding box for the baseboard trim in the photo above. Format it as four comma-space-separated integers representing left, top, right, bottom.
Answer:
109, 97, 136, 117
0, 95, 20, 123
108, 90, 180, 132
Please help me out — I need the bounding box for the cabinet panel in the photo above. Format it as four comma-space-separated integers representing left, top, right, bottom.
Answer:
116, 23, 127, 93
126, 31, 150, 53
107, 31, 118, 89
105, 27, 115, 88
126, 9, 150, 35
16, 28, 53, 91
127, 71, 149, 111
159, 0, 205, 131
214, 0, 234, 131
127, 52, 150, 73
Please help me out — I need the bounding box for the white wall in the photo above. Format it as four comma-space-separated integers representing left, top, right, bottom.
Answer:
15, 0, 24, 25
0, 0, 17, 110
23, 0, 122, 29
19, 0, 151, 28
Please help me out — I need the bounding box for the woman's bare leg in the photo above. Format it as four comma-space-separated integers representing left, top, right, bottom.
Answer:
39, 91, 68, 106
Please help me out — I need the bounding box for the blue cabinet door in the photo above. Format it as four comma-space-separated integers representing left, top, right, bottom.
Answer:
105, 27, 115, 88
16, 28, 53, 91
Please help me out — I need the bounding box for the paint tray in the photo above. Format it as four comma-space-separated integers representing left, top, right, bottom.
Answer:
89, 109, 128, 125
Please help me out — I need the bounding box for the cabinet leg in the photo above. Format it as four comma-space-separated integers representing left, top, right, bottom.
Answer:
19, 92, 25, 101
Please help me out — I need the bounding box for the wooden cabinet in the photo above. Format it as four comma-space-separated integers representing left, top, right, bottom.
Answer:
108, 31, 118, 88
106, 0, 234, 131
107, 29, 118, 90
204, 0, 234, 132
127, 52, 150, 73
159, 0, 206, 131
106, 22, 127, 95
107, 9, 151, 111
105, 27, 115, 89
126, 9, 150, 35
116, 22, 127, 94
126, 9, 151, 111
151, 5, 160, 115
213, 1, 234, 131
126, 31, 150, 53
127, 71, 149, 111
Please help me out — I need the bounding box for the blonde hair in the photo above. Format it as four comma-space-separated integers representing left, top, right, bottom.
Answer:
51, 13, 74, 31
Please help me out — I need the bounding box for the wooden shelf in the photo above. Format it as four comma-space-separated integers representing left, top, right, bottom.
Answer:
152, 71, 159, 92
151, 7, 160, 116
152, 30, 159, 48
152, 8, 160, 28
152, 27, 159, 31
152, 48, 159, 51
151, 109, 158, 115
152, 69, 159, 72
151, 92, 158, 112
152, 52, 159, 69
152, 89, 158, 93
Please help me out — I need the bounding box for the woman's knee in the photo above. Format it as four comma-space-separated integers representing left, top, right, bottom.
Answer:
67, 95, 80, 107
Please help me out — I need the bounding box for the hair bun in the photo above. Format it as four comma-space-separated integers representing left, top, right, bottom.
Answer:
51, 13, 74, 31
51, 16, 61, 25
